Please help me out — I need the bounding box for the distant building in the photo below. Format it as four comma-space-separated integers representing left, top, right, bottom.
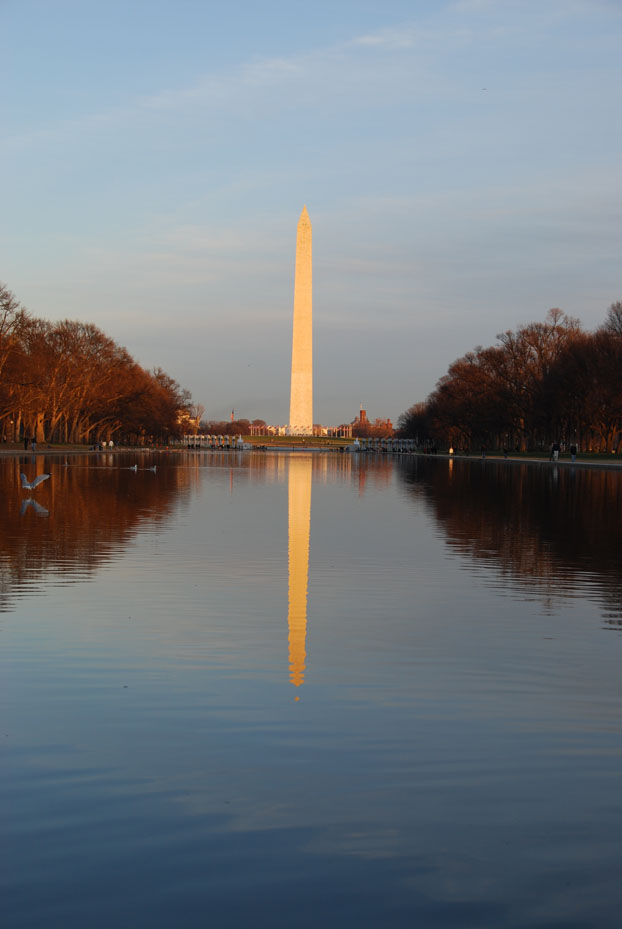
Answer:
350, 406, 393, 437
327, 423, 353, 438
250, 423, 288, 436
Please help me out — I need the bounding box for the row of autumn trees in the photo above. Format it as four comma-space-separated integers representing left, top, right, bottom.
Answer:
0, 283, 192, 445
352, 418, 394, 438
398, 304, 622, 453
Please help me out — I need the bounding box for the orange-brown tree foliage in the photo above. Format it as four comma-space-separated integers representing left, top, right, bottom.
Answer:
0, 283, 192, 444
397, 306, 622, 452
201, 419, 251, 436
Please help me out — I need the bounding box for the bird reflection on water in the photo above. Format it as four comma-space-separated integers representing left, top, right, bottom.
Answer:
20, 498, 49, 518
0, 454, 184, 612
19, 471, 51, 518
4, 451, 622, 929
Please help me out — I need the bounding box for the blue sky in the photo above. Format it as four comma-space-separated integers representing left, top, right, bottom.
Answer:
3, 0, 621, 425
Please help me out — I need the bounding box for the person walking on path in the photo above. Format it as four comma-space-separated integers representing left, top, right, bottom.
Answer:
551, 441, 560, 462
570, 443, 577, 463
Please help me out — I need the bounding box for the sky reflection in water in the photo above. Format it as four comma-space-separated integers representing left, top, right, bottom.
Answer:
2, 451, 622, 928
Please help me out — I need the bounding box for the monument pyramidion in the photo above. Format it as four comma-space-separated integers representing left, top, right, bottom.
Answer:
288, 206, 313, 436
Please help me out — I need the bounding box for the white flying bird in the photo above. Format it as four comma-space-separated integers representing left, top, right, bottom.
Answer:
20, 472, 50, 491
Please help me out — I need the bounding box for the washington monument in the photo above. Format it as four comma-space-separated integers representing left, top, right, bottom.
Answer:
288, 206, 313, 435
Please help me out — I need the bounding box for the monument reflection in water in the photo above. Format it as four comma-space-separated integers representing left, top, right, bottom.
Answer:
3, 451, 622, 929
287, 455, 312, 689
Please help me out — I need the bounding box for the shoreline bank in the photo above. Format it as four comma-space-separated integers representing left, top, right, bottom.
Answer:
1, 442, 621, 470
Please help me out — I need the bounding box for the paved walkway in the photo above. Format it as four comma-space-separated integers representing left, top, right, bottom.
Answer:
437, 452, 622, 470
0, 444, 119, 457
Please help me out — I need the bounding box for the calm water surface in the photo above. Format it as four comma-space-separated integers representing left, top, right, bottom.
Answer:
3, 451, 622, 928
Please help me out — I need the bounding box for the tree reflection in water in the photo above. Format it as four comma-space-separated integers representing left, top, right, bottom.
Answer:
398, 457, 622, 626
0, 454, 194, 612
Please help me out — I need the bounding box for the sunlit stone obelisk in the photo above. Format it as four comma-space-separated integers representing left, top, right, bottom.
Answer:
288, 206, 313, 435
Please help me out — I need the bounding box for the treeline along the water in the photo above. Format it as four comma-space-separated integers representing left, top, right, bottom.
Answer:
0, 283, 192, 445
398, 304, 622, 453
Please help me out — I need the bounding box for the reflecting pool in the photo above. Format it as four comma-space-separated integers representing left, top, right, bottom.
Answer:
3, 451, 622, 928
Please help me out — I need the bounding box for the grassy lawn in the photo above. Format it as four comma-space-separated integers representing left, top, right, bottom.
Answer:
242, 435, 353, 448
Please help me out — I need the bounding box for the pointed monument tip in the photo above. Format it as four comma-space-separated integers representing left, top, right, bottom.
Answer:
300, 204, 309, 219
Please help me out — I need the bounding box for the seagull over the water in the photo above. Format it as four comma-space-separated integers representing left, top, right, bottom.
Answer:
20, 472, 50, 491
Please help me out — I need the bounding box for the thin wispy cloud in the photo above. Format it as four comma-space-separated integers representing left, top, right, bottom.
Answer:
4, 18, 466, 151
3, 0, 622, 422
347, 26, 419, 48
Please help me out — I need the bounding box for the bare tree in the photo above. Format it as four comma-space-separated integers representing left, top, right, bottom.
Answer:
0, 284, 196, 444
601, 301, 622, 337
